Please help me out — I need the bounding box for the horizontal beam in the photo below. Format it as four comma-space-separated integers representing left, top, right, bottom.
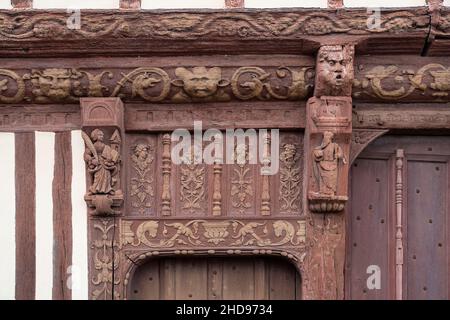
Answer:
0, 8, 431, 57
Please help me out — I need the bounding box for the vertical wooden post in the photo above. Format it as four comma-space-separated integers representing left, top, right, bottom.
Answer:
395, 149, 404, 300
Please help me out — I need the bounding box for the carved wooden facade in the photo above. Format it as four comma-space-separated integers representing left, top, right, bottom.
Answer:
2, 3, 450, 300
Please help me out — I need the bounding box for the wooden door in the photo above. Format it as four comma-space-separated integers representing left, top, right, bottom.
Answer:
129, 256, 301, 300
346, 135, 450, 300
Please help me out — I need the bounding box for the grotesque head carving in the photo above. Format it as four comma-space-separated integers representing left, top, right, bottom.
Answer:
314, 45, 354, 97
172, 67, 230, 102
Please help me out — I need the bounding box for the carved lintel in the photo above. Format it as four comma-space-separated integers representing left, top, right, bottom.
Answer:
314, 45, 354, 97
306, 96, 352, 214
350, 128, 389, 164
161, 133, 172, 216
80, 98, 125, 216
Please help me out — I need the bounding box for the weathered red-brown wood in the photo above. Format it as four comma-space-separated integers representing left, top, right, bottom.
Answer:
52, 131, 73, 300
15, 132, 36, 300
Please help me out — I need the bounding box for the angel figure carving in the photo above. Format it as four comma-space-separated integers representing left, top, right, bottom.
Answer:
83, 129, 120, 195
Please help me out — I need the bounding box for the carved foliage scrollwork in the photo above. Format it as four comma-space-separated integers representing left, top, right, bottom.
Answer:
130, 143, 154, 214
0, 10, 428, 40
279, 143, 302, 214
230, 144, 253, 214
353, 63, 450, 100
0, 66, 312, 104
180, 164, 206, 214
91, 219, 120, 300
120, 219, 306, 249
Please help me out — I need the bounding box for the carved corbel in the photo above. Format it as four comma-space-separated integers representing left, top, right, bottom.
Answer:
80, 98, 125, 216
306, 44, 354, 214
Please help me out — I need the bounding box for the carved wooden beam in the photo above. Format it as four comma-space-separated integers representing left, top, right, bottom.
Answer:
0, 8, 430, 57
80, 98, 125, 217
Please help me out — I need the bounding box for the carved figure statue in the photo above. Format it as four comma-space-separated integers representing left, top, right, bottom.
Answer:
315, 45, 354, 97
312, 131, 346, 196
171, 67, 230, 102
83, 129, 120, 195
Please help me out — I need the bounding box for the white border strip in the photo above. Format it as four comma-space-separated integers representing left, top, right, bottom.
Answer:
35, 132, 55, 300
71, 130, 89, 300
0, 133, 16, 300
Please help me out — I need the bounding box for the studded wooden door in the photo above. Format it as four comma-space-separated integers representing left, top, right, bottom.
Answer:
346, 135, 450, 300
129, 256, 301, 300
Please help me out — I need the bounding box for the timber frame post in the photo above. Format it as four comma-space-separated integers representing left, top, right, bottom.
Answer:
80, 98, 125, 300
303, 44, 354, 299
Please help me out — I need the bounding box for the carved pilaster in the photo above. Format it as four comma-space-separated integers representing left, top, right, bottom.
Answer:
161, 133, 172, 216
261, 132, 271, 216
212, 135, 222, 216
395, 149, 405, 300
80, 98, 124, 216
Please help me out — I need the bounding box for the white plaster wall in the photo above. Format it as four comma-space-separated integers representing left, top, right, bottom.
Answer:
0, 0, 12, 9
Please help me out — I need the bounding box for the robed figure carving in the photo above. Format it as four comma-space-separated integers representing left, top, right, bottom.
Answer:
83, 129, 120, 195
312, 131, 346, 196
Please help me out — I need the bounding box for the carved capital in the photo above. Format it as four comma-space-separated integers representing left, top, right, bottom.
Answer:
314, 45, 354, 97
80, 98, 125, 216
306, 96, 352, 214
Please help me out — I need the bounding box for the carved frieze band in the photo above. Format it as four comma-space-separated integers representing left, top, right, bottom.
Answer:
0, 66, 313, 104
0, 9, 428, 41
120, 219, 306, 249
3, 62, 450, 104
353, 63, 450, 101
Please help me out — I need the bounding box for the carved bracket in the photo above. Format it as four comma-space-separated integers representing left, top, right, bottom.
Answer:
81, 98, 125, 216
350, 128, 389, 164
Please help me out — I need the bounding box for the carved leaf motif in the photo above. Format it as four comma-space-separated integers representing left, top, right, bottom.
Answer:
180, 164, 206, 214
90, 220, 120, 300
130, 143, 154, 214
279, 143, 302, 213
